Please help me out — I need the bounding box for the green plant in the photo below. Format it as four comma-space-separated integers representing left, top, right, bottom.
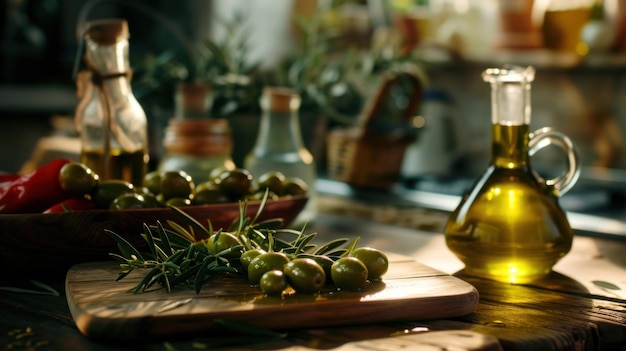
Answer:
193, 12, 265, 117
132, 51, 189, 111
131, 6, 429, 126
264, 6, 430, 127
269, 11, 366, 125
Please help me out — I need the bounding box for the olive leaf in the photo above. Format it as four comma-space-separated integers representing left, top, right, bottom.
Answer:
0, 280, 59, 296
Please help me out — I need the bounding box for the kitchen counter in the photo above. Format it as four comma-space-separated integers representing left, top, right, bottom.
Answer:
1, 195, 626, 350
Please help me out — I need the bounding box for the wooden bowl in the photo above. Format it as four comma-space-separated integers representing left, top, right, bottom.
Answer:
0, 196, 307, 277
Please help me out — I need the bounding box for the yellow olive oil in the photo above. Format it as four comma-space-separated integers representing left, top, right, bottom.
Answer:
81, 149, 148, 186
445, 124, 573, 283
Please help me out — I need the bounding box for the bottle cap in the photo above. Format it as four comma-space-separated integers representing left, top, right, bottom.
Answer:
84, 19, 129, 45
261, 87, 301, 112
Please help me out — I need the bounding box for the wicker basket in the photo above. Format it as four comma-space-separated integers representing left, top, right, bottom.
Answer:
327, 71, 423, 190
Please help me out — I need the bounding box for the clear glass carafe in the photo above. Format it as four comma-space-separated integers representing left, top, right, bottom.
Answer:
244, 87, 317, 227
74, 19, 148, 185
445, 65, 580, 284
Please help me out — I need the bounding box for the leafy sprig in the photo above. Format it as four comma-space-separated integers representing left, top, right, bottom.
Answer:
108, 193, 358, 294
0, 280, 60, 296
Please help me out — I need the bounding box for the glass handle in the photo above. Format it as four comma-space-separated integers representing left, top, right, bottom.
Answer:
528, 127, 581, 196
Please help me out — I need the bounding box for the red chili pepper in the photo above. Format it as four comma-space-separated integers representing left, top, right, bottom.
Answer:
0, 158, 72, 214
43, 197, 97, 213
0, 173, 20, 183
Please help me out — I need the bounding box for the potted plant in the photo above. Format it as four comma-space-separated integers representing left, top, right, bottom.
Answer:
132, 9, 428, 171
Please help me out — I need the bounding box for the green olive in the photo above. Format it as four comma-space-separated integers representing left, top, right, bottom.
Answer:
331, 257, 368, 291
160, 170, 194, 201
309, 255, 335, 284
209, 166, 230, 182
282, 177, 308, 196
284, 258, 326, 294
133, 186, 152, 195
215, 168, 253, 199
143, 170, 162, 195
260, 270, 288, 295
206, 232, 242, 258
110, 193, 156, 210
192, 181, 229, 205
141, 193, 161, 208
247, 252, 290, 285
133, 183, 159, 206
240, 248, 266, 270
257, 171, 286, 195
156, 193, 165, 204
91, 179, 134, 208
58, 162, 99, 197
350, 247, 389, 280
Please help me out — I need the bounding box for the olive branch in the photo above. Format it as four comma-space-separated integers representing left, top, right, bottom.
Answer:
107, 192, 358, 294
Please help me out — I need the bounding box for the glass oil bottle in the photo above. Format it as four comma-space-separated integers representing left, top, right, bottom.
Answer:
445, 65, 580, 284
244, 87, 317, 226
74, 19, 148, 185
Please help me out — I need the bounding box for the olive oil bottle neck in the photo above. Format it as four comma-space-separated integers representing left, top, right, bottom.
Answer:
491, 123, 531, 168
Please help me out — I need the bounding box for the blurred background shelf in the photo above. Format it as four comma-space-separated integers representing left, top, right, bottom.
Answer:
2, 0, 626, 235
0, 84, 76, 113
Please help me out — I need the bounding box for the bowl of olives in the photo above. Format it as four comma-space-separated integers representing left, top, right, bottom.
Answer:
0, 166, 309, 277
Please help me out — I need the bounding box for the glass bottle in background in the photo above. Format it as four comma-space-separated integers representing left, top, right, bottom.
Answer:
158, 82, 235, 183
74, 19, 148, 186
445, 65, 580, 284
244, 87, 317, 226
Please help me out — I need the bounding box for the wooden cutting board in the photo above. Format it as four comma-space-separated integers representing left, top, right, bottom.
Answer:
66, 254, 478, 342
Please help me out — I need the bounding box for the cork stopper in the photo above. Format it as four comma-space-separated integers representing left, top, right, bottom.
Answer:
261, 87, 301, 113
84, 19, 129, 45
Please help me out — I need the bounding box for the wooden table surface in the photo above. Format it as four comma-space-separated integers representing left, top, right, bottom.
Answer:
1, 195, 626, 351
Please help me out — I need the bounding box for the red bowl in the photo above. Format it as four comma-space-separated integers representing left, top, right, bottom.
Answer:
0, 196, 307, 277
